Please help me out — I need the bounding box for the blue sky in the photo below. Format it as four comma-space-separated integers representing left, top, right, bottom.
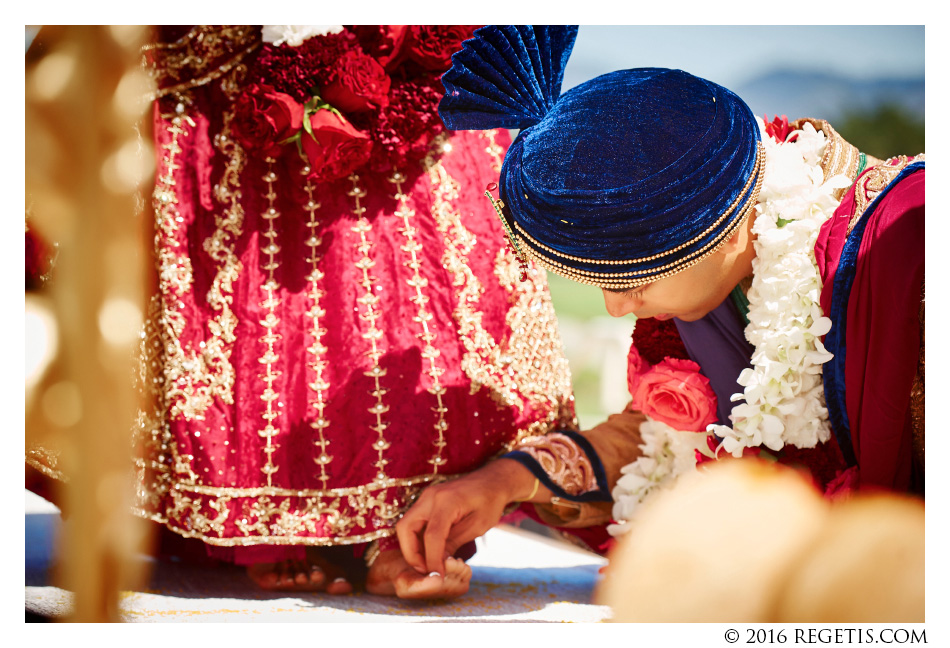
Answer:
563, 25, 924, 91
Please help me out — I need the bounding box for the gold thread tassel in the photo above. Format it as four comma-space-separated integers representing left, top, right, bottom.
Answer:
485, 182, 529, 281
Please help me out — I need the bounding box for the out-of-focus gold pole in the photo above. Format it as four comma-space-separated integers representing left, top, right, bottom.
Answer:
25, 25, 154, 622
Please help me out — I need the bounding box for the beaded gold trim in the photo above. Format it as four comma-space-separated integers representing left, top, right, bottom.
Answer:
507, 143, 764, 289
349, 174, 393, 485
390, 168, 450, 474
256, 158, 283, 486
300, 170, 333, 489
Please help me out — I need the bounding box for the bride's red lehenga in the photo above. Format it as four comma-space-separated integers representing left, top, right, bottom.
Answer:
132, 25, 576, 566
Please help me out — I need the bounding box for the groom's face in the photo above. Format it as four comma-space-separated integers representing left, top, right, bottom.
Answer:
600, 248, 737, 323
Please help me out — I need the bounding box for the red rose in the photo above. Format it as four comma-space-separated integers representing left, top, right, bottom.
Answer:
231, 83, 303, 153
301, 109, 373, 182
631, 357, 718, 432
321, 50, 391, 114
406, 25, 478, 72
350, 25, 409, 71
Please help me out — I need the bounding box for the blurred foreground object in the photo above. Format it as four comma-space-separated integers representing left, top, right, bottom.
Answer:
25, 25, 154, 621
596, 460, 924, 622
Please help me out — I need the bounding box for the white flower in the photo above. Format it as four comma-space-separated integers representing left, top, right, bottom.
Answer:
261, 25, 343, 47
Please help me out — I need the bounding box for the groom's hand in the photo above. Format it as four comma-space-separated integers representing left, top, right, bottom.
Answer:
395, 458, 539, 576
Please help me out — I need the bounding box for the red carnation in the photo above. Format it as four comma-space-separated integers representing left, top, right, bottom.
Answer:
321, 50, 391, 114
301, 109, 373, 182
405, 25, 478, 72
249, 31, 359, 103
630, 316, 690, 366
231, 83, 304, 154
369, 78, 445, 166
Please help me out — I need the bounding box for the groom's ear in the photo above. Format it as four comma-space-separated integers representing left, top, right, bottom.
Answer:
722, 224, 743, 251
721, 214, 755, 255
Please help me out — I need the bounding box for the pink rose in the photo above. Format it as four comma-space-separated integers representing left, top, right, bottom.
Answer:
301, 109, 373, 182
231, 83, 304, 153
631, 357, 718, 432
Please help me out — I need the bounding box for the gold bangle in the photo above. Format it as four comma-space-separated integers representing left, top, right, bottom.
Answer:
519, 478, 540, 502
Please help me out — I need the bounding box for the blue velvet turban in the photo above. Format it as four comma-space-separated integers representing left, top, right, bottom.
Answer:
439, 25, 763, 289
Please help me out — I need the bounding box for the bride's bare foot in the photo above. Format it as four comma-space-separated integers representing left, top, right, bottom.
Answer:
365, 549, 471, 600
246, 547, 355, 594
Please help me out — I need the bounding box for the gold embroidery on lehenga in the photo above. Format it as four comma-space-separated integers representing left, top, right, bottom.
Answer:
151, 101, 226, 422
142, 25, 260, 100
494, 249, 578, 442
132, 294, 172, 512
257, 157, 283, 485
425, 136, 517, 409
153, 97, 244, 423
390, 169, 450, 474
424, 133, 576, 436
349, 174, 392, 484
301, 171, 333, 489
135, 474, 450, 546
134, 125, 574, 545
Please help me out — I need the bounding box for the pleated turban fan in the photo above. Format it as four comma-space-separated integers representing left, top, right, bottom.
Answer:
439, 25, 764, 289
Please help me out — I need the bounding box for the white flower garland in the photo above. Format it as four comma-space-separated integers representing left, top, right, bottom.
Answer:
608, 418, 714, 536
609, 118, 851, 537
